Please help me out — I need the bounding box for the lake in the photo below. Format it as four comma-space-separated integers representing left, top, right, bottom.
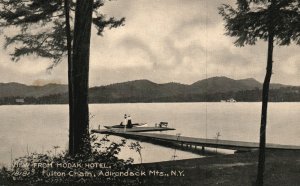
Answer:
0, 103, 299, 166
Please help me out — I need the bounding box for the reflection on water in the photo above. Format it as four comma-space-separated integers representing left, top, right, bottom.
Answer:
0, 103, 299, 166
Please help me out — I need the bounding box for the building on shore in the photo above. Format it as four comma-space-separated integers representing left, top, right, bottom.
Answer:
220, 98, 237, 102
15, 98, 25, 104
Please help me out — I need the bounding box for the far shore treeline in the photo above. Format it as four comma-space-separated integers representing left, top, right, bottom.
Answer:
1, 76, 299, 104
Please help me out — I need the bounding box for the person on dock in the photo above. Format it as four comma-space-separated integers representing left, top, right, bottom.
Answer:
127, 115, 133, 128
120, 114, 127, 126
122, 114, 127, 132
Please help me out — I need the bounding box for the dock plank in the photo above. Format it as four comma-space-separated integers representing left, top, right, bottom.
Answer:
92, 130, 300, 151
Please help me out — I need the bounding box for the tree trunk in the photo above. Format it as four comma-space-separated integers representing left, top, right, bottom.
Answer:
69, 0, 94, 156
256, 32, 274, 186
64, 0, 75, 156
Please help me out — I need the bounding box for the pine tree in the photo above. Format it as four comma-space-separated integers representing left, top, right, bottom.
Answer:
219, 0, 300, 185
0, 0, 125, 156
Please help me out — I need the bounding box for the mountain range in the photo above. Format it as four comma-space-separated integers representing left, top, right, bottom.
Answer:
0, 76, 299, 103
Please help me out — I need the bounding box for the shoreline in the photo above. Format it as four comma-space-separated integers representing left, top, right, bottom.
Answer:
1, 101, 300, 106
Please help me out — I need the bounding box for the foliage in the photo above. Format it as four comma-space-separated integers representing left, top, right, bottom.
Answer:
0, 0, 125, 68
2, 134, 142, 185
219, 0, 300, 47
128, 141, 143, 164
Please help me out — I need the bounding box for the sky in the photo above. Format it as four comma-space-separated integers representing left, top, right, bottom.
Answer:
0, 0, 299, 86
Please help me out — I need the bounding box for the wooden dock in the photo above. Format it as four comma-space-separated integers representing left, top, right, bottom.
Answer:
92, 129, 300, 152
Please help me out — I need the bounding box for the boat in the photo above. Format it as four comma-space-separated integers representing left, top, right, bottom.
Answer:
104, 123, 148, 129
227, 98, 237, 102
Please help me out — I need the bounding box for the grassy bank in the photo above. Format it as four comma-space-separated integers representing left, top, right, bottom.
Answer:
1, 150, 299, 186
140, 150, 300, 186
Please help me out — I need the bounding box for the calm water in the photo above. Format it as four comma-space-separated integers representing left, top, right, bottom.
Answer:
0, 103, 299, 166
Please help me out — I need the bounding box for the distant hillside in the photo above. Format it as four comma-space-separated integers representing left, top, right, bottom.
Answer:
0, 83, 67, 98
189, 77, 262, 94
89, 80, 189, 102
0, 77, 298, 104
87, 77, 295, 103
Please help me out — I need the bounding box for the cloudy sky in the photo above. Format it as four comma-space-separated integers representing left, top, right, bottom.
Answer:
0, 0, 299, 86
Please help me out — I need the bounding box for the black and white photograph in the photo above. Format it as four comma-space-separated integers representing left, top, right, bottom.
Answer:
0, 0, 300, 185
